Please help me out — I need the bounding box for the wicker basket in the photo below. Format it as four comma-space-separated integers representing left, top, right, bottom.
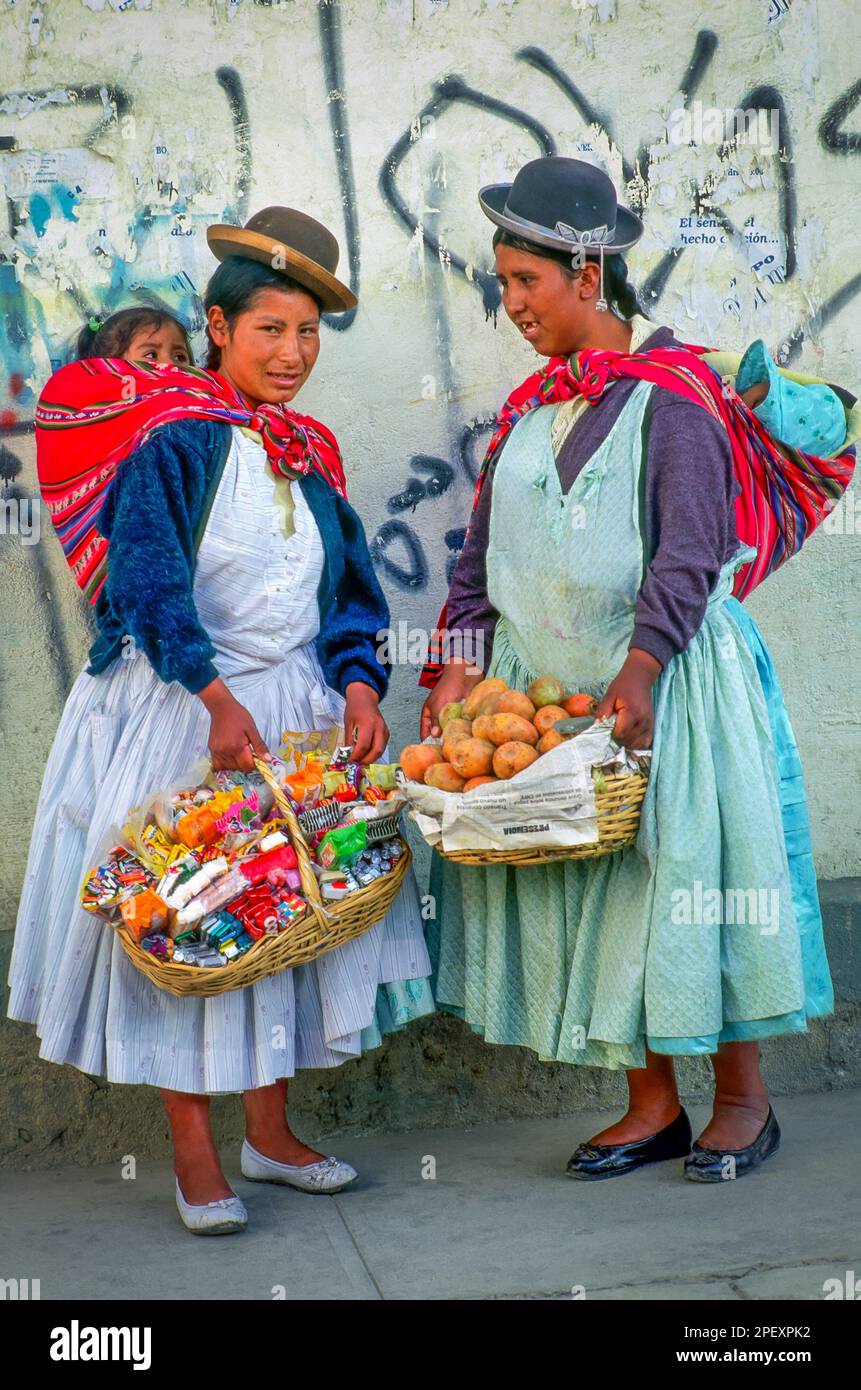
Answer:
116, 758, 410, 997
433, 768, 648, 867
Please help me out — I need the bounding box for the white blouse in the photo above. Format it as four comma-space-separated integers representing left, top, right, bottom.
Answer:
193, 426, 326, 678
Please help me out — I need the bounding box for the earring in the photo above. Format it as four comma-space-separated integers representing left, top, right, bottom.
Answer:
595, 244, 608, 313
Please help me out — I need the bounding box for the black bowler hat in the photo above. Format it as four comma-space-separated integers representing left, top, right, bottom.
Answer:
207, 206, 356, 313
479, 156, 642, 255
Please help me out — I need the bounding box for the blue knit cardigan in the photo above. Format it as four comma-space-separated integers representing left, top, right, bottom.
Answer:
86, 418, 391, 697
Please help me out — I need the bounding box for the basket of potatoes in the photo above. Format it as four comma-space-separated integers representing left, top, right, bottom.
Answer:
399, 675, 649, 866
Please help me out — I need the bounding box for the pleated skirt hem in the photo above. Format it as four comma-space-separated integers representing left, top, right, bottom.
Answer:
428, 990, 824, 1072
9, 978, 437, 1094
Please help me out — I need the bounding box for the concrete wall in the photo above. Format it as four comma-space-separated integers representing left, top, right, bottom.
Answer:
1, 0, 859, 1166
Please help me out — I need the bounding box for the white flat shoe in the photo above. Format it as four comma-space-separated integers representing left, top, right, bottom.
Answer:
175, 1178, 248, 1235
240, 1139, 358, 1193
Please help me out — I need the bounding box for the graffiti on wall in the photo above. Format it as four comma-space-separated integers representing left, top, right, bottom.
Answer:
2, 0, 861, 693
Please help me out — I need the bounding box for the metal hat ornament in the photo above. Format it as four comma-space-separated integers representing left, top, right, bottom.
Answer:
206, 206, 356, 313
479, 156, 643, 312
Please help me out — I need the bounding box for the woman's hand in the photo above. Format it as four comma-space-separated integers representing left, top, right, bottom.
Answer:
198, 678, 268, 773
594, 648, 662, 749
420, 660, 485, 740
344, 682, 389, 765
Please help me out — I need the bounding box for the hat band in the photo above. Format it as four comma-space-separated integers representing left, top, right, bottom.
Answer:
554, 219, 616, 246
501, 203, 617, 247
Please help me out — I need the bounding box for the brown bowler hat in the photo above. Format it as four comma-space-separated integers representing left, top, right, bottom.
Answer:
206, 206, 356, 313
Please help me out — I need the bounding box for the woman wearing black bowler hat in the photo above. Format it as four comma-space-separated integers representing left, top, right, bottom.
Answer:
419, 156, 849, 1182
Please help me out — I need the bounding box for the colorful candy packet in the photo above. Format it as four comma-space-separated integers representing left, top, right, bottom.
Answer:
80, 847, 155, 917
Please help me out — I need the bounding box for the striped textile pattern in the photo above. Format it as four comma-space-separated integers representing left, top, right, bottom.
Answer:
36, 357, 348, 603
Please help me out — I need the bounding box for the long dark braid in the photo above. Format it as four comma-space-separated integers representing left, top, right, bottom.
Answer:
599, 254, 645, 320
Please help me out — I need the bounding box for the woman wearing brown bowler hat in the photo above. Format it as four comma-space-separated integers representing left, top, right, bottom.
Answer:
10, 207, 435, 1234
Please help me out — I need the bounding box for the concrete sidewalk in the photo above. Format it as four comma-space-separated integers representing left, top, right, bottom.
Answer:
1, 1088, 858, 1301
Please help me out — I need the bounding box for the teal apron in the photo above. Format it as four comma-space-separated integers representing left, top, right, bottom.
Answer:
429, 385, 833, 1069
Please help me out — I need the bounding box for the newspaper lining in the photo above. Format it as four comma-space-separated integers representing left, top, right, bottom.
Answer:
399, 718, 651, 853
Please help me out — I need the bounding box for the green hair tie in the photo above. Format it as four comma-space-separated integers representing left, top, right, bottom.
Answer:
88, 316, 103, 333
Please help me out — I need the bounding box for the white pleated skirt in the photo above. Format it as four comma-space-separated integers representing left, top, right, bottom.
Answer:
7, 429, 434, 1093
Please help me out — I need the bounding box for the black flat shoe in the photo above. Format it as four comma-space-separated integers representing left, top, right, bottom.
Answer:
565, 1108, 692, 1181
684, 1105, 780, 1182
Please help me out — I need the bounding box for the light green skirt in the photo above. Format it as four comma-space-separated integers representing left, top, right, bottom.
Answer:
428, 599, 833, 1070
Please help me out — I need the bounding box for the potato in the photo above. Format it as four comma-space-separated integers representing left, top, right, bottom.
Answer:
533, 704, 569, 736
527, 675, 565, 709
472, 714, 495, 741
492, 741, 540, 779
439, 701, 465, 728
425, 763, 467, 792
563, 692, 598, 717
475, 692, 505, 718
537, 729, 565, 754
400, 744, 444, 783
442, 718, 472, 740
496, 690, 536, 721
463, 776, 498, 792
449, 737, 496, 779
484, 713, 539, 748
463, 678, 508, 720
442, 719, 473, 761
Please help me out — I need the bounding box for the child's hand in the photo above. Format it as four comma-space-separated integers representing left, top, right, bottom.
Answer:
740, 381, 769, 409
595, 649, 662, 749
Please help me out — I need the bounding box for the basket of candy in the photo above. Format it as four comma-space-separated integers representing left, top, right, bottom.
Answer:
252, 743, 411, 945
399, 676, 650, 866
79, 733, 410, 997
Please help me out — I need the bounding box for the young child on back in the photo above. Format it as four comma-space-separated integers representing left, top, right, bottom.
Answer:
77, 307, 193, 367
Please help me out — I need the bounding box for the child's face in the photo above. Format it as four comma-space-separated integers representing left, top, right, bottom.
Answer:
126, 321, 191, 367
